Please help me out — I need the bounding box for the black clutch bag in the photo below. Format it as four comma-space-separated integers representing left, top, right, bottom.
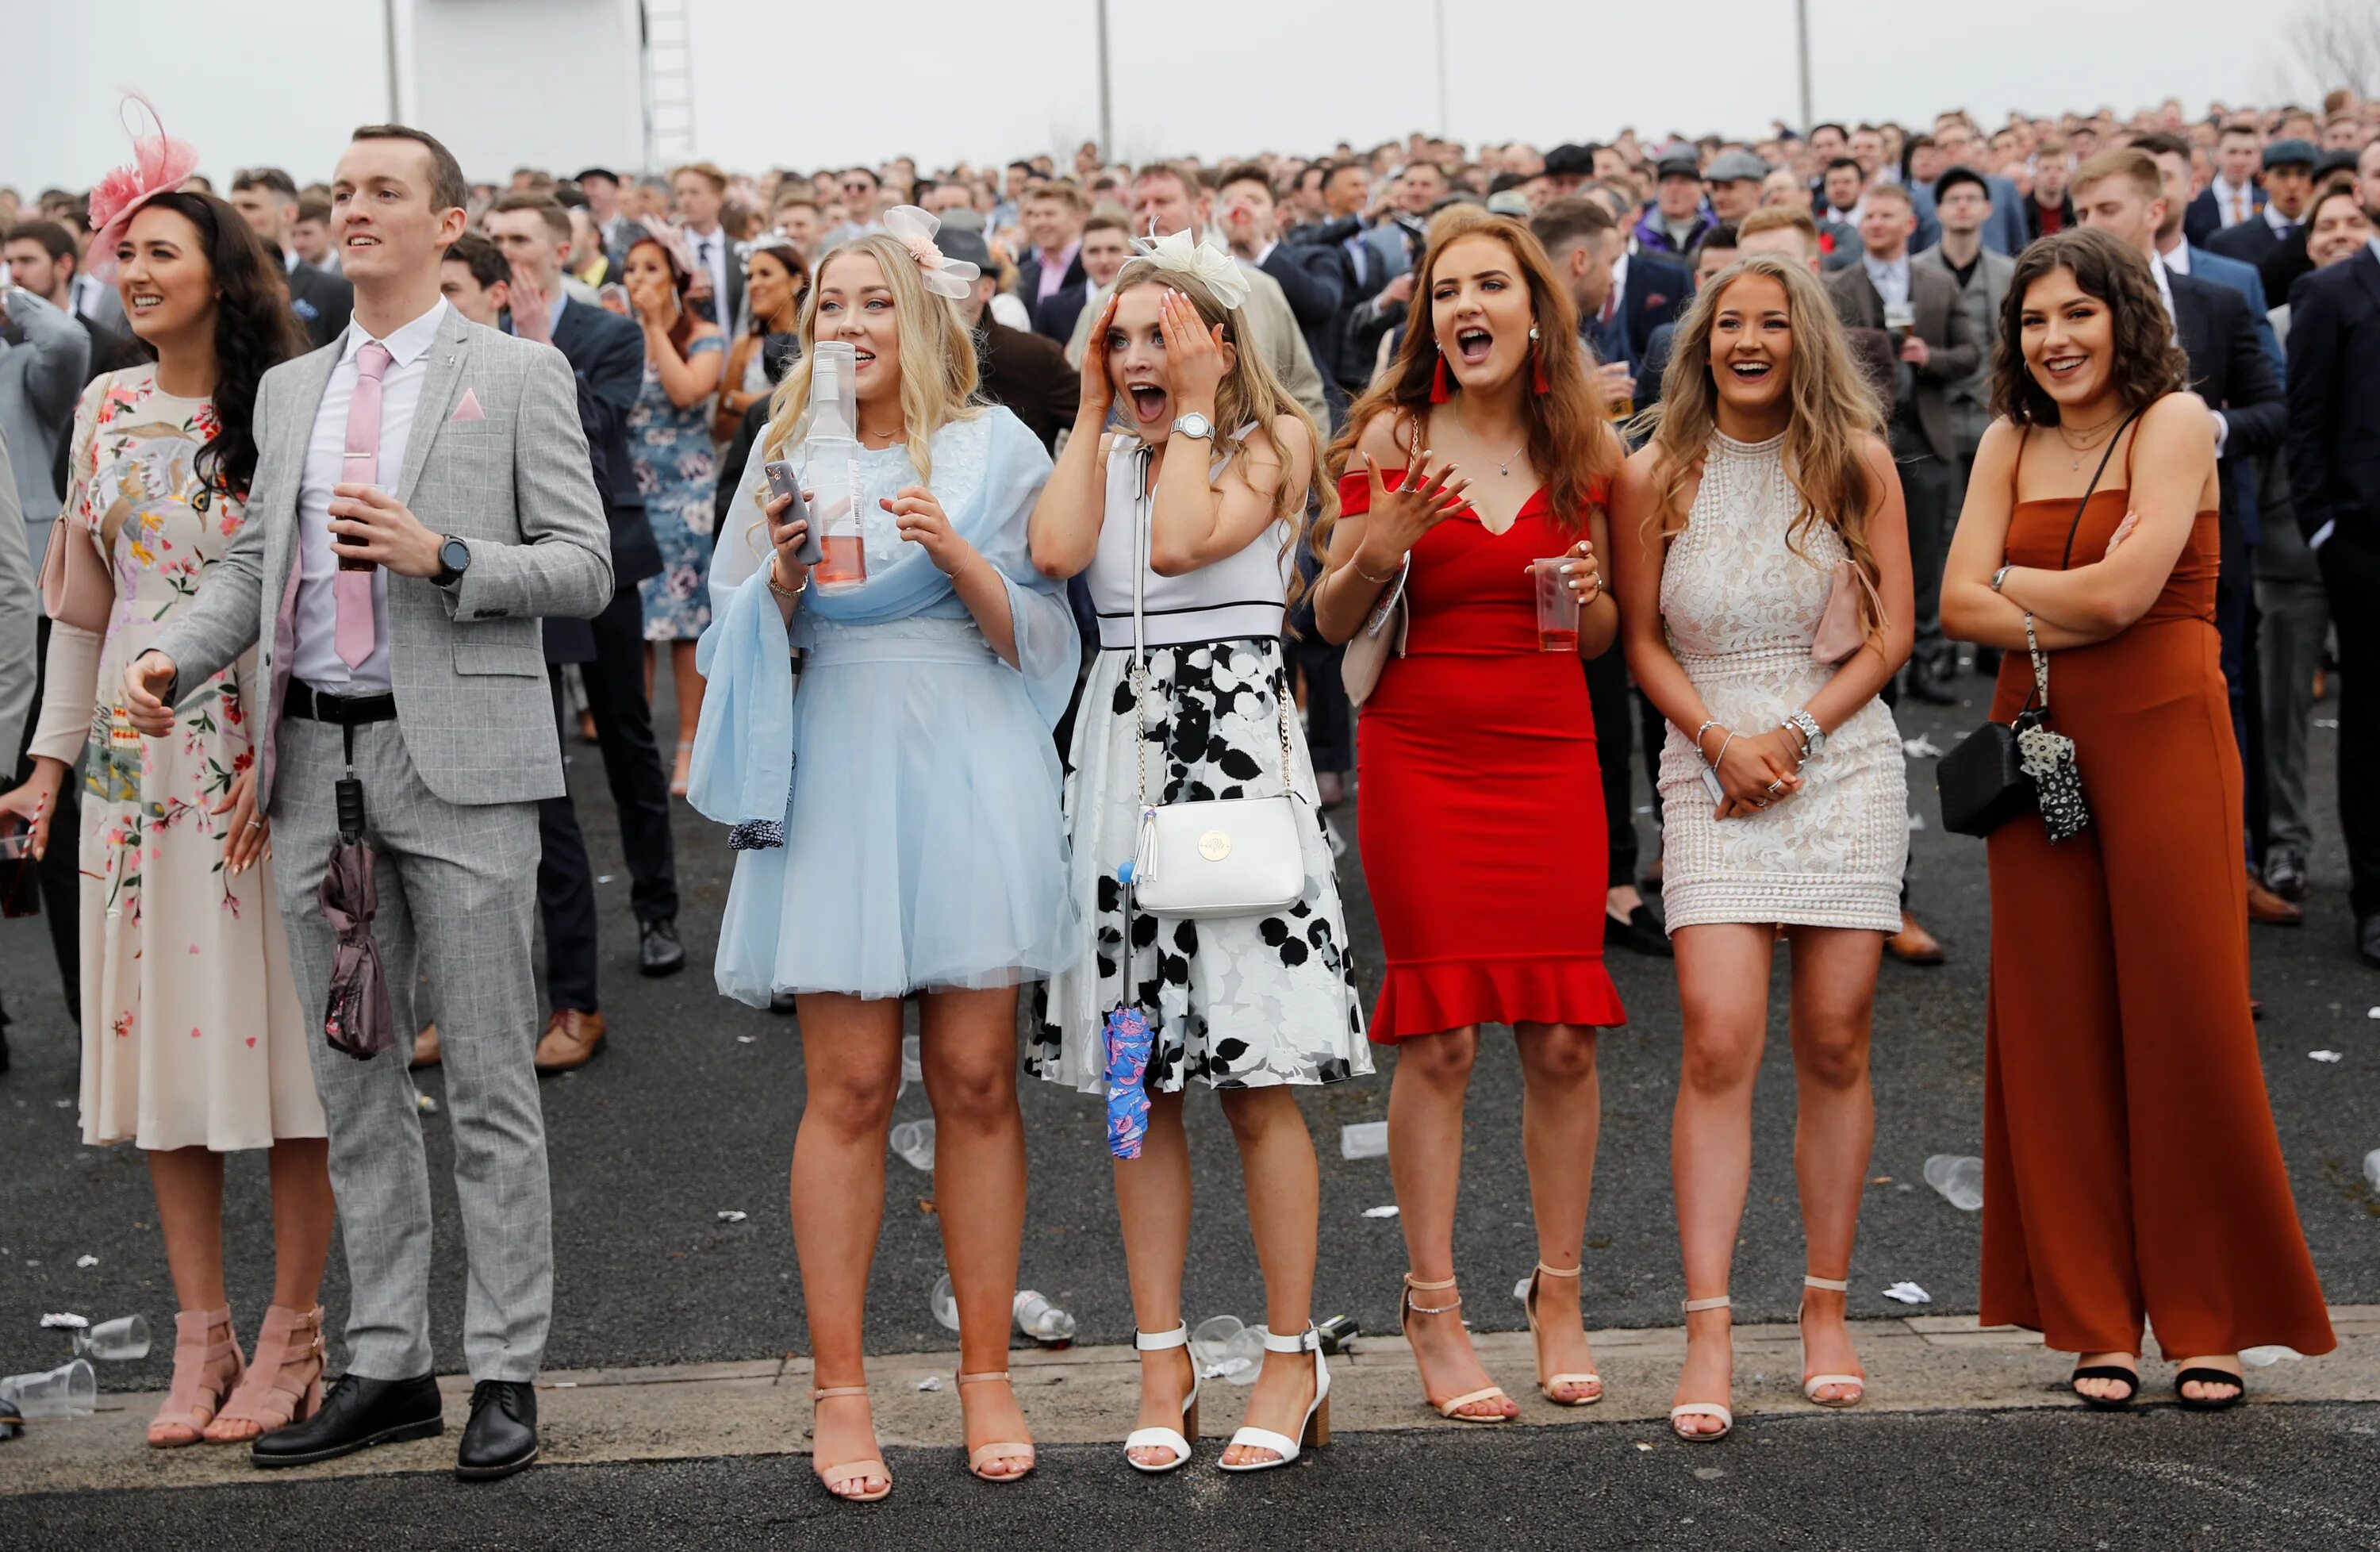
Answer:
1938, 709, 2043, 838
1933, 409, 2136, 840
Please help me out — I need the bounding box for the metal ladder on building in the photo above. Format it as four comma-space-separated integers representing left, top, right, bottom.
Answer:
641, 0, 697, 171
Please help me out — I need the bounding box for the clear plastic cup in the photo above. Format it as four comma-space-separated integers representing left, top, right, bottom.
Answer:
75, 1314, 152, 1362
889, 1118, 935, 1173
1188, 1314, 1244, 1373
928, 1272, 961, 1332
1531, 559, 1579, 653
4, 1358, 97, 1419
1923, 1154, 1984, 1212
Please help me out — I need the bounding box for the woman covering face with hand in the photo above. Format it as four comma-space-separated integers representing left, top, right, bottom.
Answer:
1027, 239, 1369, 1476
690, 209, 1078, 1504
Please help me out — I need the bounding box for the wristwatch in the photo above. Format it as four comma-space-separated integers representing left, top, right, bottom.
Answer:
433, 535, 471, 589
1784, 709, 1826, 761
1169, 413, 1215, 442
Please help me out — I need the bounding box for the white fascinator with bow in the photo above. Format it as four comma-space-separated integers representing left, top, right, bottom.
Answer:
881, 206, 980, 300
1132, 226, 1250, 312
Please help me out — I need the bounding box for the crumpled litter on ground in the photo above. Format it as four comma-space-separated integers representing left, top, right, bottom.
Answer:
1882, 1281, 1930, 1304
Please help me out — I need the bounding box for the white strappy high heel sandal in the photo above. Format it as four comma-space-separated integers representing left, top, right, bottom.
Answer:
1796, 1274, 1866, 1408
1216, 1325, 1330, 1473
1669, 1294, 1734, 1443
1123, 1323, 1201, 1473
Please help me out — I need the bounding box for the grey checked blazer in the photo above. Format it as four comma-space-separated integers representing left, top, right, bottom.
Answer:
152, 305, 613, 809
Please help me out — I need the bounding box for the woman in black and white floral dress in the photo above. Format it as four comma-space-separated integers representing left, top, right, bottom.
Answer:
1030, 247, 1367, 1477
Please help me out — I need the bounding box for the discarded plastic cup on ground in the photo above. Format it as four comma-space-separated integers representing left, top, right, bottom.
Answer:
1923, 1154, 1984, 1212
901, 1034, 923, 1089
1315, 1315, 1360, 1356
928, 1272, 961, 1333
1013, 1290, 1077, 1346
1188, 1315, 1244, 1374
889, 1118, 935, 1173
2365, 1148, 2380, 1193
3, 1359, 96, 1419
1340, 1120, 1388, 1160
1218, 1324, 1265, 1385
2240, 1346, 2303, 1367
74, 1315, 152, 1362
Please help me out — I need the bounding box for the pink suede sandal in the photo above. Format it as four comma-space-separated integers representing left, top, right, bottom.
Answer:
148, 1307, 244, 1448
204, 1304, 326, 1443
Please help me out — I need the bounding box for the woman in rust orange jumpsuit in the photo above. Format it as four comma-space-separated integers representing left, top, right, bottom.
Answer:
1941, 226, 2333, 1410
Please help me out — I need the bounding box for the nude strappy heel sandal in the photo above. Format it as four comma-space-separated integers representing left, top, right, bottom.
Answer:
1796, 1274, 1866, 1408
148, 1307, 243, 1448
1669, 1295, 1734, 1442
956, 1371, 1036, 1482
1522, 1262, 1603, 1405
808, 1385, 891, 1503
1124, 1324, 1200, 1473
1217, 1325, 1330, 1473
1401, 1273, 1513, 1423
204, 1304, 325, 1443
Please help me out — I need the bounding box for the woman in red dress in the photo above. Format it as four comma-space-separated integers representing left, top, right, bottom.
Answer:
1315, 209, 1626, 1422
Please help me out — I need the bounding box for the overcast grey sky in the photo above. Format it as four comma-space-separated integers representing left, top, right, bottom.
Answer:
8, 0, 2340, 190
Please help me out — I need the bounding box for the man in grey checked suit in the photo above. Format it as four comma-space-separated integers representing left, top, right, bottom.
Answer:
127, 125, 612, 1483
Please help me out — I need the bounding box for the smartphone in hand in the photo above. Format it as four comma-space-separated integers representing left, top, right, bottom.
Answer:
764, 460, 823, 567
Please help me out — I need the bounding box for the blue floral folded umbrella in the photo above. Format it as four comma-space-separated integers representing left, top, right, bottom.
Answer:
1103, 859, 1153, 1158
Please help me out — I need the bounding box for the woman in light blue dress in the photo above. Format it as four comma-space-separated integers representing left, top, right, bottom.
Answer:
691, 217, 1077, 1504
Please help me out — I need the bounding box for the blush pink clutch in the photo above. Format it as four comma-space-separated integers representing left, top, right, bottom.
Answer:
1811, 559, 1883, 665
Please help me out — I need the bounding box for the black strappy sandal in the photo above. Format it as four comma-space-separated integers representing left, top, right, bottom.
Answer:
2172, 1367, 2245, 1412
2068, 1363, 2140, 1411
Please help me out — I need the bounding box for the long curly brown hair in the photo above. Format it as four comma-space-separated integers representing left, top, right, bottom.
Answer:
1989, 227, 2188, 427
1641, 252, 1890, 640
1325, 208, 1622, 536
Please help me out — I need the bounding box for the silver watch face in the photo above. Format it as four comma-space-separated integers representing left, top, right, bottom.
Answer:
1171, 413, 1214, 440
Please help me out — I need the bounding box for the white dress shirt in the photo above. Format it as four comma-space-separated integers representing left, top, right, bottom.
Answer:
2209, 175, 2257, 227
688, 225, 731, 315
2263, 201, 2299, 238
293, 298, 450, 694
2149, 255, 2229, 456
1863, 253, 1911, 310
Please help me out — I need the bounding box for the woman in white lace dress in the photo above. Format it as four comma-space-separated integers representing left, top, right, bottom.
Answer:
1610, 253, 1914, 1443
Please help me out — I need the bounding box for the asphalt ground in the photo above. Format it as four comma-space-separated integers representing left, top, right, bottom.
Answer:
13, 1404, 2380, 1551
6, 674, 2378, 1394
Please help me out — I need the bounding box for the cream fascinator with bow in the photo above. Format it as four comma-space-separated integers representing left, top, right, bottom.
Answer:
1130, 226, 1250, 311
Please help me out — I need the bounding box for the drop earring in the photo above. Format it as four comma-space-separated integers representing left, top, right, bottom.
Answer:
1430, 342, 1452, 404
1528, 324, 1550, 394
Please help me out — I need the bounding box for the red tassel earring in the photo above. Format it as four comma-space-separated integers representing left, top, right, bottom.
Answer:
1530, 325, 1550, 394
1430, 344, 1452, 404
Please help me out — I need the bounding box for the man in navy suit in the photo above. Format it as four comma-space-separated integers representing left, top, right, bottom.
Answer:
2138, 133, 2282, 368
2186, 121, 2267, 248
1530, 196, 1683, 386
228, 167, 355, 349
2207, 140, 2321, 271
1013, 180, 1091, 344
1216, 166, 1345, 422
2078, 149, 2292, 921
437, 201, 680, 1071
2286, 216, 2380, 962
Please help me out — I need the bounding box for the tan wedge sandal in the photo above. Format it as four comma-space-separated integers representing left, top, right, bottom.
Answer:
1522, 1262, 1603, 1405
809, 1385, 892, 1503
1400, 1273, 1514, 1423
148, 1307, 244, 1448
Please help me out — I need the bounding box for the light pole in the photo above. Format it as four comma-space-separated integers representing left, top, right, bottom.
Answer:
1795, 0, 1813, 133
1095, 0, 1113, 160
383, 0, 402, 121
1434, 0, 1449, 137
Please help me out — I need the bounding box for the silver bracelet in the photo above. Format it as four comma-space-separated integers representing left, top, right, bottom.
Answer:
1990, 563, 2013, 593
1692, 717, 1724, 764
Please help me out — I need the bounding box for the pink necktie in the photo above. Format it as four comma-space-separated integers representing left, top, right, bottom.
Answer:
336, 341, 392, 670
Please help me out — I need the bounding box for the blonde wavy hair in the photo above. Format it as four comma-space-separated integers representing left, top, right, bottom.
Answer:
1105, 255, 1335, 609
1642, 252, 1889, 637
758, 233, 981, 486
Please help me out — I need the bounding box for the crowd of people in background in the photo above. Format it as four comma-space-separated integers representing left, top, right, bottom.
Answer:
0, 81, 2374, 1495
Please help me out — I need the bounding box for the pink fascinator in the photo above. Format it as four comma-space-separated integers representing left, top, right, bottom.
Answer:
881, 206, 979, 300
85, 94, 202, 282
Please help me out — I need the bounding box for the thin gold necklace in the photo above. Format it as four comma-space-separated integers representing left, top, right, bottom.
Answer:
2053, 409, 2125, 470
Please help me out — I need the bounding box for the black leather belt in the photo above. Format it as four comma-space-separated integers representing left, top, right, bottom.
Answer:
283, 682, 397, 724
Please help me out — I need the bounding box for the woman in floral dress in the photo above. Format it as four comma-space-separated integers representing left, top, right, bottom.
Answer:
622, 229, 726, 793
0, 185, 323, 1450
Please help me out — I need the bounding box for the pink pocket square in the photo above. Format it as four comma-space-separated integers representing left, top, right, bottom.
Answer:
450, 389, 486, 423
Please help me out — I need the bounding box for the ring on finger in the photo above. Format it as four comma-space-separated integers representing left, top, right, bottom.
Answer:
1766, 778, 1785, 795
